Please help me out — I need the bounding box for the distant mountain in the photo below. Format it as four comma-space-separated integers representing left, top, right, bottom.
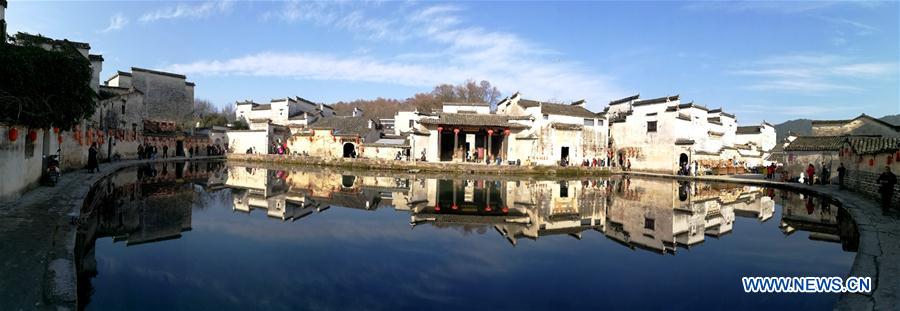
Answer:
882, 114, 900, 126
773, 119, 813, 142
772, 114, 900, 142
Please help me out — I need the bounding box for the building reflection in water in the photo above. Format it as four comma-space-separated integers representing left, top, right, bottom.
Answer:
75, 162, 860, 307
75, 161, 224, 307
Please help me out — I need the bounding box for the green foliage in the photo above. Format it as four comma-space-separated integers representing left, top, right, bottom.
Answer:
0, 43, 97, 129
231, 118, 250, 130
199, 113, 230, 127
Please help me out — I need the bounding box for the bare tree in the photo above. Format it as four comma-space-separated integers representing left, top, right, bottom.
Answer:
221, 102, 236, 122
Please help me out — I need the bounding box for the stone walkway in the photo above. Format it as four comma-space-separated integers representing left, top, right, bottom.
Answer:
0, 156, 222, 311
628, 171, 900, 310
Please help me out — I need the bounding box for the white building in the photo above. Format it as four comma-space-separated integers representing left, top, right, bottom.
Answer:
235, 96, 335, 131
607, 94, 775, 174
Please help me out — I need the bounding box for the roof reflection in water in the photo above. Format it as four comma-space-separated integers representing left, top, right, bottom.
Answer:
215, 164, 855, 255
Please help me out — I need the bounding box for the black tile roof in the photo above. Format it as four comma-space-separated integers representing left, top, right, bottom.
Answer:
13, 32, 90, 50
633, 95, 679, 106
236, 100, 258, 106
309, 116, 379, 136
518, 99, 543, 108
736, 126, 762, 135
784, 136, 846, 152
709, 108, 735, 118
540, 102, 597, 118
251, 104, 272, 111
132, 67, 186, 79
418, 113, 528, 129
444, 102, 490, 107
677, 102, 708, 111
847, 137, 900, 155
89, 54, 104, 61
812, 114, 900, 131
609, 94, 640, 105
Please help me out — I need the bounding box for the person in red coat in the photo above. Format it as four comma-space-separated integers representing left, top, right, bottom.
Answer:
806, 164, 816, 185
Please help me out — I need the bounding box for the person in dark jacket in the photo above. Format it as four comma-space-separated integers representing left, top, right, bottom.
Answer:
87, 143, 99, 173
877, 166, 897, 212
837, 163, 847, 189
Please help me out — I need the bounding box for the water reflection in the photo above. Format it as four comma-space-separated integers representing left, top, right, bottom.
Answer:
75, 162, 860, 310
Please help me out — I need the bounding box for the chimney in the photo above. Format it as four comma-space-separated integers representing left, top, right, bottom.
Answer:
571, 99, 585, 107
1, 0, 7, 43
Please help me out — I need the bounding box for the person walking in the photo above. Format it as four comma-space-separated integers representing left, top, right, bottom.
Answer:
87, 143, 99, 173
163, 145, 168, 158
137, 144, 145, 160
820, 161, 829, 185
877, 166, 897, 212
837, 163, 847, 189
806, 164, 816, 185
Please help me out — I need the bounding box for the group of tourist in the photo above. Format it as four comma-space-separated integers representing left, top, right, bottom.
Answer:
802, 162, 833, 186
800, 161, 896, 213
137, 143, 163, 159
580, 158, 608, 168
677, 161, 701, 176
137, 143, 225, 159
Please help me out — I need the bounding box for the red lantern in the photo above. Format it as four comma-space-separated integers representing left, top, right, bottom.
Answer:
437, 126, 443, 132
8, 127, 18, 142
434, 204, 440, 212
487, 129, 494, 135
451, 204, 458, 210
453, 128, 459, 134
53, 127, 59, 134
869, 158, 875, 167
502, 207, 509, 213
504, 129, 510, 135
485, 204, 492, 212
27, 130, 37, 142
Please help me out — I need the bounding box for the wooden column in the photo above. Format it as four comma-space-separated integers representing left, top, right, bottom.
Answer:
453, 128, 459, 161
487, 129, 494, 160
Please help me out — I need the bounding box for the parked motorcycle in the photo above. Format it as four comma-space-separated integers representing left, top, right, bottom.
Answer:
43, 154, 61, 186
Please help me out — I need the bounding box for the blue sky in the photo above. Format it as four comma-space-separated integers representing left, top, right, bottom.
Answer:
5, 0, 899, 124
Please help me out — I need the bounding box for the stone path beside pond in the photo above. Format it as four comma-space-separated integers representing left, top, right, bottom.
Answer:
0, 156, 222, 311
628, 171, 900, 311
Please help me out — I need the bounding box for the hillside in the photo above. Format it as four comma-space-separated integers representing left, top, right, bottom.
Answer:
772, 114, 900, 142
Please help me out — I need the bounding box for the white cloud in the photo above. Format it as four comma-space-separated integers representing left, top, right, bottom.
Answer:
731, 53, 897, 93
683, 0, 838, 14
140, 0, 233, 23
101, 12, 128, 33
170, 3, 624, 107
820, 16, 879, 35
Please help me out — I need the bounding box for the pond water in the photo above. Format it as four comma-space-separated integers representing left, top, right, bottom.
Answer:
75, 161, 859, 310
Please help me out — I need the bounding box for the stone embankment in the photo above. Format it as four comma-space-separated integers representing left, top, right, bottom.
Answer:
0, 155, 223, 310
226, 154, 613, 177
626, 171, 900, 310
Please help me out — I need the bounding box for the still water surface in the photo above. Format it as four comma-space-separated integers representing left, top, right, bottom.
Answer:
75, 161, 859, 310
